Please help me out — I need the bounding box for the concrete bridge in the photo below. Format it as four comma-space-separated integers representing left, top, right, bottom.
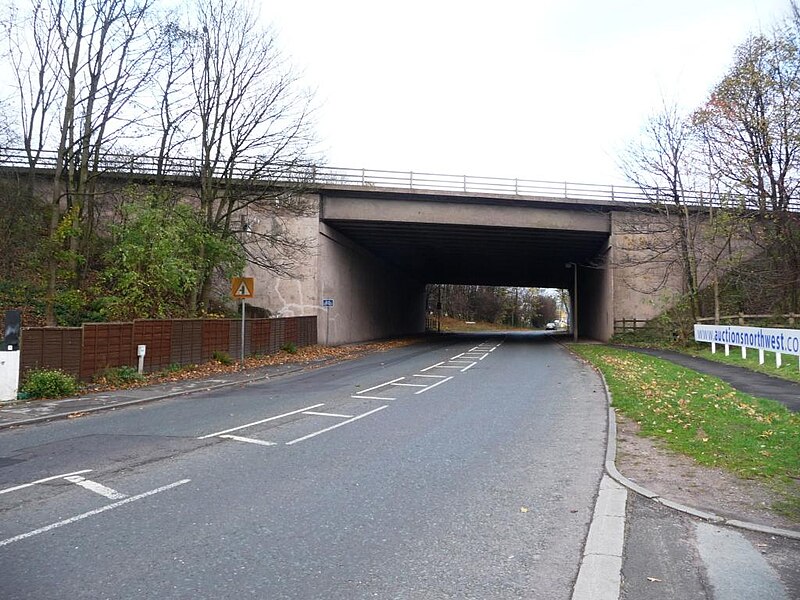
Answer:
2, 152, 724, 344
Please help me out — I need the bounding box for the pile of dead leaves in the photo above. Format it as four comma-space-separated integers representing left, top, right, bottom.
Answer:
84, 338, 422, 394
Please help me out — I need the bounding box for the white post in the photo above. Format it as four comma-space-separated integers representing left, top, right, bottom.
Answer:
137, 345, 146, 375
0, 350, 20, 402
724, 343, 730, 356
759, 348, 764, 364
776, 352, 782, 368
741, 346, 746, 360
711, 342, 717, 354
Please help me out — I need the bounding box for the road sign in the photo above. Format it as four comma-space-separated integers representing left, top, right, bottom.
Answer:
231, 277, 254, 299
322, 298, 334, 308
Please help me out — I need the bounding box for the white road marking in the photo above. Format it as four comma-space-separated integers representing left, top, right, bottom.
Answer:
63, 476, 127, 500
285, 406, 389, 446
219, 434, 277, 447
451, 353, 465, 359
460, 362, 477, 372
415, 376, 454, 394
420, 362, 445, 372
302, 411, 353, 418
0, 479, 191, 548
478, 353, 490, 360
355, 377, 405, 395
391, 383, 428, 388
198, 403, 325, 439
0, 470, 93, 496
351, 395, 396, 401
433, 365, 465, 369
413, 374, 448, 379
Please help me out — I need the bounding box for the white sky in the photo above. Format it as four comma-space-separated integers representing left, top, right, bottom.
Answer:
266, 0, 790, 186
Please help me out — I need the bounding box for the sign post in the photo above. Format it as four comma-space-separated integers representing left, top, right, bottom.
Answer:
232, 277, 255, 367
322, 298, 334, 345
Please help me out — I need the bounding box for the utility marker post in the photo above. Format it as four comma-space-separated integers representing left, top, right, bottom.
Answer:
231, 277, 255, 368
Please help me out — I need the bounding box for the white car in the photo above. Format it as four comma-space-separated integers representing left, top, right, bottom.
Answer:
545, 322, 556, 330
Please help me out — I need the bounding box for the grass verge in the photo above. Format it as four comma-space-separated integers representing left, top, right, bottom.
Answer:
570, 344, 800, 521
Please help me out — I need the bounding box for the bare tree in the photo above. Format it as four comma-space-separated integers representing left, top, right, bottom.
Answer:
175, 0, 318, 311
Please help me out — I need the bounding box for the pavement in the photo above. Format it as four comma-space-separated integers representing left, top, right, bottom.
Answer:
1, 342, 798, 545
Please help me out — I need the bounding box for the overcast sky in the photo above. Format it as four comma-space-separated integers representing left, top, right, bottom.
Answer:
267, 0, 791, 186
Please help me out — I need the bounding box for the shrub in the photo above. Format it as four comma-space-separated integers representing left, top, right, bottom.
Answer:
22, 369, 78, 398
281, 341, 298, 354
212, 350, 234, 365
96, 365, 144, 386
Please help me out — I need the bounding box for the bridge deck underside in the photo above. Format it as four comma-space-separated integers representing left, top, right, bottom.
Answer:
324, 219, 609, 288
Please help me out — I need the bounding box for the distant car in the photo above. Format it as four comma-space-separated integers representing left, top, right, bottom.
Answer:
545, 322, 556, 330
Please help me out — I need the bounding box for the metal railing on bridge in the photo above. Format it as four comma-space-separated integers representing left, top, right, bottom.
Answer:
0, 147, 767, 209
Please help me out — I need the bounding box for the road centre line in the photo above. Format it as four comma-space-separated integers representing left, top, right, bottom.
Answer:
460, 362, 477, 372
198, 403, 325, 439
420, 362, 445, 372
355, 377, 405, 395
285, 406, 389, 446
63, 476, 127, 500
0, 470, 93, 496
415, 376, 454, 395
0, 479, 191, 548
302, 411, 353, 418
350, 395, 396, 400
219, 434, 278, 446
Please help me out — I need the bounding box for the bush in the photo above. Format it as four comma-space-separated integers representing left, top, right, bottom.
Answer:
95, 365, 143, 386
281, 342, 298, 354
212, 350, 234, 365
22, 369, 78, 398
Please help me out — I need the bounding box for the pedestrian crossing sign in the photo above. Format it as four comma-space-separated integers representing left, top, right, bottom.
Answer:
231, 277, 255, 299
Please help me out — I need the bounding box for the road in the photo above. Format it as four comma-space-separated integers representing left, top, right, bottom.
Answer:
0, 333, 609, 599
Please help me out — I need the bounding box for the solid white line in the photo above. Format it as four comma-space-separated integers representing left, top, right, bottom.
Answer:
63, 476, 127, 500
285, 406, 389, 446
219, 434, 277, 447
302, 411, 353, 418
0, 470, 93, 496
415, 376, 454, 395
478, 353, 490, 360
420, 362, 445, 372
460, 362, 477, 372
355, 377, 405, 395
391, 383, 428, 388
450, 353, 465, 359
0, 479, 191, 548
351, 395, 396, 401
413, 374, 448, 379
198, 403, 325, 439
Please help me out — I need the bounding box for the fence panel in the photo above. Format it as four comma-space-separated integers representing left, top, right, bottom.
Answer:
202, 320, 232, 361
82, 323, 134, 380
250, 319, 272, 354
133, 320, 173, 373
171, 320, 203, 366
19, 328, 82, 379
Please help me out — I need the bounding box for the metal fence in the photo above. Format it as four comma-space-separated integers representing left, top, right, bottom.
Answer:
20, 316, 317, 381
0, 147, 764, 209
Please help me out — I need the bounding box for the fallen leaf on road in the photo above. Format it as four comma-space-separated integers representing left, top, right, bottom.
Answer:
520, 506, 529, 513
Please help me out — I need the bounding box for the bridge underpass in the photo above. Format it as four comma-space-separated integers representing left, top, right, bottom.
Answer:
317, 188, 614, 343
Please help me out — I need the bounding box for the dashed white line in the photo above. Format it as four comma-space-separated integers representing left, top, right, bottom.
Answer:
355, 377, 405, 395
391, 383, 428, 388
198, 403, 325, 439
351, 394, 396, 400
413, 374, 448, 379
451, 353, 465, 359
0, 479, 191, 548
285, 406, 389, 446
478, 353, 490, 360
415, 376, 454, 395
302, 411, 353, 418
63, 476, 127, 500
460, 362, 477, 372
0, 470, 93, 496
219, 434, 277, 447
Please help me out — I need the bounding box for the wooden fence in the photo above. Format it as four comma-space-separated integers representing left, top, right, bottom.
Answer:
19, 316, 317, 381
615, 313, 800, 335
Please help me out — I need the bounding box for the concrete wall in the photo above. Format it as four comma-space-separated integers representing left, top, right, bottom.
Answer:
318, 222, 426, 345
579, 240, 613, 341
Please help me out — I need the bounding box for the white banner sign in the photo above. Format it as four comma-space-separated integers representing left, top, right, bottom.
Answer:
694, 324, 800, 357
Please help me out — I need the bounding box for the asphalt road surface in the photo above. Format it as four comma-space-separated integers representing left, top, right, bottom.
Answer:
0, 333, 609, 599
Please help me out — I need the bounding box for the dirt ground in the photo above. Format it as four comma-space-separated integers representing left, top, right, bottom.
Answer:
614, 414, 799, 532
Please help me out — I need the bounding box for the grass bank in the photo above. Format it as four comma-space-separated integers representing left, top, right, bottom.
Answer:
571, 344, 800, 520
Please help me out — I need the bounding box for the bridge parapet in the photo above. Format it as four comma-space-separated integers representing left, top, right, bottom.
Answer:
1, 147, 754, 209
